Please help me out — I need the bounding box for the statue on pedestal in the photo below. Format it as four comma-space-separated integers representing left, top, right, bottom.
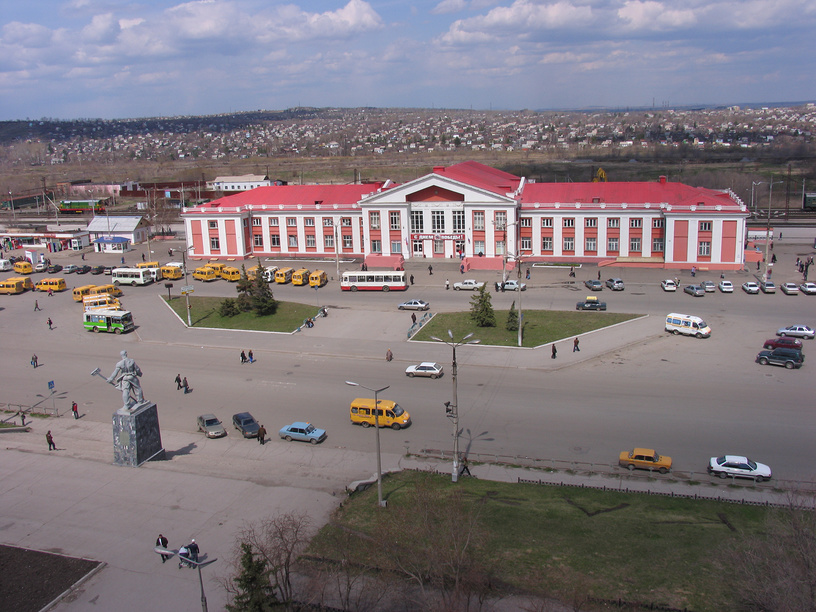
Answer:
102, 350, 145, 411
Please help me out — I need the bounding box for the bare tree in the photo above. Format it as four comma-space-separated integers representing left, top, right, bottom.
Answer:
723, 493, 816, 611
222, 511, 313, 609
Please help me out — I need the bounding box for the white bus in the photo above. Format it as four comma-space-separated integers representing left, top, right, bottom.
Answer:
340, 270, 408, 292
111, 267, 154, 287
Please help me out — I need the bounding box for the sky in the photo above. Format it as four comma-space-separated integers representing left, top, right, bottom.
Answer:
1, 0, 814, 121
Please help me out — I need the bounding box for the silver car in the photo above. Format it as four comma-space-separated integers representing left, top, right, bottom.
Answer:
700, 280, 716, 293
683, 285, 705, 297
776, 325, 815, 339
197, 414, 226, 438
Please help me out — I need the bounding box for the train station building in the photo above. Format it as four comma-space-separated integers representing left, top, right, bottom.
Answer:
182, 161, 748, 270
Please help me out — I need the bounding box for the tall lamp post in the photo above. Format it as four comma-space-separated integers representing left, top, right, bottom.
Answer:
763, 180, 783, 281
153, 547, 217, 612
430, 330, 480, 482
345, 380, 389, 507
182, 245, 194, 327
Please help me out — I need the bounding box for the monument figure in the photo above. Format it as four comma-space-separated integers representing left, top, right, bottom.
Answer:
105, 350, 145, 411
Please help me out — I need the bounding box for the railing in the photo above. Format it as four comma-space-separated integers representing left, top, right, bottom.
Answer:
406, 312, 434, 339
1, 402, 59, 424
410, 447, 816, 500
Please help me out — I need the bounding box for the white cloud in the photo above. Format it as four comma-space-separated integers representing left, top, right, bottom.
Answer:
432, 0, 468, 15
616, 1, 697, 31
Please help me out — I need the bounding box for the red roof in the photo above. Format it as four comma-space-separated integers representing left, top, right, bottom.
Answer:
186, 183, 385, 213
520, 180, 743, 213
433, 161, 522, 196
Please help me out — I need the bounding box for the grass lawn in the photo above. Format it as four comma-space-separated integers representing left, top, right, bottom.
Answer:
311, 471, 768, 611
412, 309, 642, 347
163, 296, 318, 331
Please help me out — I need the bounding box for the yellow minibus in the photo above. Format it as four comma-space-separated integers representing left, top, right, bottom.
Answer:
35, 278, 67, 292
309, 270, 328, 288
274, 267, 294, 284
72, 284, 96, 302
292, 268, 311, 286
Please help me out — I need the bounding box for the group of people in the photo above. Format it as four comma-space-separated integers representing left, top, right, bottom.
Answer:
173, 373, 190, 394
240, 350, 255, 363
796, 256, 813, 280
156, 534, 200, 568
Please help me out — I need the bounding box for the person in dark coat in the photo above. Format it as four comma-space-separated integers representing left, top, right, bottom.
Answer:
46, 430, 56, 450
551, 344, 557, 360
156, 534, 170, 563
257, 425, 267, 445
175, 374, 182, 390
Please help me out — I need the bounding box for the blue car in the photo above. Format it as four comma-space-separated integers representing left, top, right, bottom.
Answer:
278, 422, 327, 445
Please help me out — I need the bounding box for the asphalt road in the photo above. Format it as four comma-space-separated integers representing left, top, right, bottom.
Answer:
5, 241, 816, 484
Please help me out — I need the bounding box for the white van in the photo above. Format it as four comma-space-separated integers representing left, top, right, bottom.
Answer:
665, 313, 711, 338
0, 259, 12, 272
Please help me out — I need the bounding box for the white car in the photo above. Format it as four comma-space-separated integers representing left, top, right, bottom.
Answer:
718, 280, 733, 293
760, 281, 776, 294
742, 281, 759, 294
405, 362, 444, 379
700, 280, 716, 293
660, 279, 677, 292
780, 282, 799, 295
800, 282, 816, 295
500, 279, 526, 291
398, 299, 430, 311
453, 279, 485, 291
776, 325, 815, 339
708, 455, 772, 482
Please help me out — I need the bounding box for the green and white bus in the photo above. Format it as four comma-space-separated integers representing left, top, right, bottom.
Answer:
83, 309, 135, 334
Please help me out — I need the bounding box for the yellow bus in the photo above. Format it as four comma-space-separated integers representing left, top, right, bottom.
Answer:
193, 266, 219, 281
7, 276, 34, 290
88, 284, 123, 298
274, 267, 294, 284
35, 278, 67, 292
309, 270, 328, 287
0, 279, 26, 294
83, 294, 122, 310
72, 284, 97, 302
13, 261, 33, 274
221, 266, 242, 281
292, 268, 311, 286
204, 262, 226, 274
160, 265, 183, 280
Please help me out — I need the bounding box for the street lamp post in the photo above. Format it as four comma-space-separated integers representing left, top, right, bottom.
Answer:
153, 547, 217, 612
430, 330, 480, 482
345, 380, 389, 506
182, 246, 194, 327
763, 179, 784, 281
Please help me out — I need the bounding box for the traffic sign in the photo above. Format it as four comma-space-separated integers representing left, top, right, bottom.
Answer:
48, 380, 55, 390
181, 285, 194, 295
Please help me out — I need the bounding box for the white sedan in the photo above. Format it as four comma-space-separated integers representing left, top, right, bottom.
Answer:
453, 279, 485, 291
780, 282, 799, 295
718, 280, 733, 293
660, 279, 677, 292
742, 281, 759, 294
801, 282, 816, 295
405, 362, 444, 379
708, 455, 772, 482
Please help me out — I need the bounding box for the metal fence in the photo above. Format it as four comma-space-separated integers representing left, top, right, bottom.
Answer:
1, 402, 60, 424
411, 447, 816, 501
406, 312, 434, 339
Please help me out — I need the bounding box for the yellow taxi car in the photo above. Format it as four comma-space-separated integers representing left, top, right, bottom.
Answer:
618, 448, 672, 474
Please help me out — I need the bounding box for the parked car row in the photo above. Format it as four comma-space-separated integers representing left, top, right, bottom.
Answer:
755, 325, 811, 370
197, 412, 328, 445
619, 447, 772, 481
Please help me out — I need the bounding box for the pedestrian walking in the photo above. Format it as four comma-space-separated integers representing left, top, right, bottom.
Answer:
46, 430, 56, 451
410, 274, 414, 285
47, 317, 53, 330
411, 312, 417, 325
174, 374, 182, 390
756, 260, 761, 271
445, 279, 450, 290
459, 456, 472, 477
72, 401, 79, 419
597, 270, 601, 280
428, 264, 433, 275
573, 337, 580, 352
569, 267, 575, 278
47, 288, 53, 297
771, 253, 777, 264
248, 350, 254, 363
34, 300, 40, 311
257, 424, 266, 445
156, 534, 170, 563
526, 268, 530, 280
182, 377, 189, 394
460, 263, 464, 274
551, 344, 557, 360
121, 256, 125, 265
240, 350, 247, 364
386, 348, 393, 362
19, 412, 26, 427
31, 354, 38, 368
178, 545, 190, 569
141, 253, 146, 262
81, 253, 85, 261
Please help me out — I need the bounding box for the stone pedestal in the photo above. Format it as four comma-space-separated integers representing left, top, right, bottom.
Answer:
112, 401, 165, 466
